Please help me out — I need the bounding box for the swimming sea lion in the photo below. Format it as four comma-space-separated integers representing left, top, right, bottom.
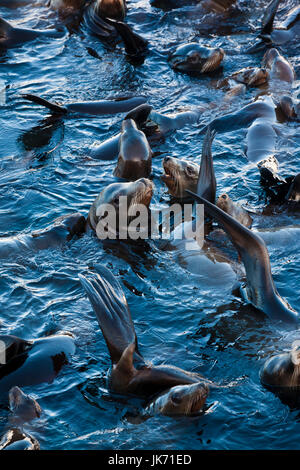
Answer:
79, 264, 211, 399
0, 16, 63, 49
0, 213, 85, 259
201, 96, 276, 135
90, 104, 202, 160
23, 93, 147, 116
169, 44, 225, 73
0, 428, 40, 450
217, 67, 269, 89
114, 119, 152, 180
186, 192, 299, 323
0, 334, 75, 396
83, 2, 148, 59
87, 178, 154, 238
216, 194, 253, 228
161, 128, 216, 200
246, 117, 277, 164
0, 386, 42, 450
143, 382, 209, 417
248, 0, 300, 52
161, 157, 199, 199
8, 386, 42, 426
262, 48, 295, 83
277, 95, 300, 121
260, 343, 300, 391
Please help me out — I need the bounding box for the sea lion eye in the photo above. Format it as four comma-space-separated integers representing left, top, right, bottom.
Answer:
186, 165, 195, 175
188, 53, 199, 64
171, 394, 182, 405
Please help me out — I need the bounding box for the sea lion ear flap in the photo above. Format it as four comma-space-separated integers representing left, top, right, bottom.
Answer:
115, 343, 136, 375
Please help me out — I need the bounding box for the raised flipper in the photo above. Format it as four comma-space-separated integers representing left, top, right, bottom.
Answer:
104, 18, 148, 59
22, 94, 67, 114
185, 191, 298, 323
79, 265, 145, 366
246, 0, 281, 53
261, 0, 282, 36
197, 128, 216, 203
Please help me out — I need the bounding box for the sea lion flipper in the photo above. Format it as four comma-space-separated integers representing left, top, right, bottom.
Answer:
196, 128, 217, 203
0, 17, 12, 37
185, 191, 298, 322
105, 18, 148, 58
115, 343, 136, 375
22, 94, 67, 115
261, 0, 282, 36
79, 265, 145, 365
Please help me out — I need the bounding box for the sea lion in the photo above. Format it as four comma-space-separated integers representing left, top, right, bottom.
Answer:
216, 194, 253, 228
23, 93, 147, 116
277, 95, 300, 121
286, 174, 300, 203
90, 104, 202, 160
169, 44, 225, 73
143, 382, 209, 417
245, 117, 277, 164
79, 264, 211, 400
248, 0, 300, 52
0, 334, 75, 396
0, 428, 40, 450
217, 67, 269, 89
0, 386, 42, 450
83, 2, 148, 59
186, 192, 299, 323
161, 157, 199, 199
262, 48, 295, 83
260, 343, 300, 391
161, 129, 216, 200
114, 119, 152, 180
87, 178, 154, 239
0, 213, 85, 259
8, 386, 42, 426
200, 96, 276, 135
161, 128, 216, 202
94, 0, 126, 20
0, 16, 64, 49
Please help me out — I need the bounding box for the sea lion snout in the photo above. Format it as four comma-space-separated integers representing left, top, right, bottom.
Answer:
169, 44, 225, 73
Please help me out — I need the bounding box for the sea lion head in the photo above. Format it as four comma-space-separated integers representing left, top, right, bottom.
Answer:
88, 178, 154, 235
152, 382, 209, 416
278, 95, 296, 119
260, 342, 300, 390
161, 156, 199, 199
95, 0, 126, 20
9, 387, 41, 424
286, 174, 300, 203
262, 48, 280, 69
114, 119, 152, 180
217, 194, 252, 228
169, 44, 225, 73
31, 213, 86, 242
244, 67, 269, 87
